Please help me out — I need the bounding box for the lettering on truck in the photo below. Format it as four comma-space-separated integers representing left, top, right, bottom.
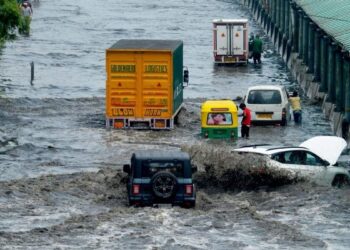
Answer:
144, 65, 168, 73
112, 108, 134, 116
144, 109, 164, 116
111, 65, 136, 73
173, 80, 182, 99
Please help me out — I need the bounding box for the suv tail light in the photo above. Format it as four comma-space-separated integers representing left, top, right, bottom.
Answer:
132, 184, 140, 195
185, 184, 193, 195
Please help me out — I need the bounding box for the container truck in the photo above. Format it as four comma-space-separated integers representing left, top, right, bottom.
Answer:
106, 39, 188, 129
213, 19, 249, 64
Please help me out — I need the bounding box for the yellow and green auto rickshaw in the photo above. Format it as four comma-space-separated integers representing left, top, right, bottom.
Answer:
201, 100, 238, 139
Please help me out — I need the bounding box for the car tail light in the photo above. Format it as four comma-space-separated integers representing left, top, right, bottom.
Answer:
132, 184, 140, 195
185, 184, 193, 195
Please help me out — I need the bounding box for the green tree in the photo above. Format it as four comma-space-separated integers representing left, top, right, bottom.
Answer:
0, 0, 22, 43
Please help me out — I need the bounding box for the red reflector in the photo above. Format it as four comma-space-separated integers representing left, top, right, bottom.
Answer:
114, 120, 124, 128
185, 185, 193, 195
132, 184, 140, 195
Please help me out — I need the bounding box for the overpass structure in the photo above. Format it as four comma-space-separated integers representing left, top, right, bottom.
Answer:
243, 0, 350, 139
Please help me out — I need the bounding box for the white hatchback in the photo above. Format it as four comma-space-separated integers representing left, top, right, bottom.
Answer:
233, 136, 350, 187
244, 85, 291, 126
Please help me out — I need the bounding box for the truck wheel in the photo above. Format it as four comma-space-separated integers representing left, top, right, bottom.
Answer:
332, 175, 349, 188
151, 171, 177, 199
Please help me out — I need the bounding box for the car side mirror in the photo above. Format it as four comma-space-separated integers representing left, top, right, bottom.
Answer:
191, 166, 197, 173
123, 164, 131, 174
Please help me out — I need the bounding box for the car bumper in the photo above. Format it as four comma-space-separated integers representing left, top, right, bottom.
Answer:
129, 194, 196, 206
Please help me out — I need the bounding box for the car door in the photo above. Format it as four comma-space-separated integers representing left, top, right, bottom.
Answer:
272, 150, 327, 183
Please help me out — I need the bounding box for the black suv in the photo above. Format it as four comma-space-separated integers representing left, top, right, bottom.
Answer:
123, 150, 197, 208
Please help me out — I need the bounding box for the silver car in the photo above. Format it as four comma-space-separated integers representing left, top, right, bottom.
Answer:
234, 136, 350, 187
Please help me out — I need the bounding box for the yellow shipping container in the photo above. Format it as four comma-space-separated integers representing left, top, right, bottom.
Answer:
106, 40, 187, 129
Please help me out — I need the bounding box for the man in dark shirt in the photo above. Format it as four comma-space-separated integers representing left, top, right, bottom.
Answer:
252, 34, 263, 64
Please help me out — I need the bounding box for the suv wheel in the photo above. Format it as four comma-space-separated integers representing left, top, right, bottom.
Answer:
151, 171, 177, 199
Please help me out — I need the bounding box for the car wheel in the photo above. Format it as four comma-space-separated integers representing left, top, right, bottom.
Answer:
151, 171, 177, 199
332, 175, 350, 188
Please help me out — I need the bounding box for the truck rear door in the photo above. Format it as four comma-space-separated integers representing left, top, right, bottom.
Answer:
231, 24, 244, 55
215, 24, 229, 56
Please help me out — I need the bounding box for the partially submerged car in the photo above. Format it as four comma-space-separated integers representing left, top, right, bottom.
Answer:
123, 150, 197, 208
233, 136, 350, 187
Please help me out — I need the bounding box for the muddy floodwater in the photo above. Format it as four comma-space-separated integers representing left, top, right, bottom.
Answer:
0, 0, 349, 249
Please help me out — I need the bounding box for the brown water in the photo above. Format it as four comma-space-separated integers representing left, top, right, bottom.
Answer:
0, 0, 348, 249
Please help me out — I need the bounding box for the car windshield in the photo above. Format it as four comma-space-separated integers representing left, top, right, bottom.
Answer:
247, 90, 282, 104
141, 161, 184, 177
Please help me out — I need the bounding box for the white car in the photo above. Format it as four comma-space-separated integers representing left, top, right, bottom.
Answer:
244, 85, 291, 126
233, 136, 350, 187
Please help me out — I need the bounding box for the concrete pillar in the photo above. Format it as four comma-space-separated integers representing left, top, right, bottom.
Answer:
281, 0, 285, 33
269, 0, 273, 16
298, 10, 303, 58
302, 16, 309, 65
291, 3, 299, 52
285, 0, 290, 39
248, 0, 253, 9
307, 22, 315, 73
273, 0, 278, 25
257, 2, 261, 21
267, 15, 272, 36
276, 0, 280, 29
327, 43, 336, 103
313, 28, 321, 81
335, 49, 344, 111
320, 36, 329, 92
344, 57, 350, 122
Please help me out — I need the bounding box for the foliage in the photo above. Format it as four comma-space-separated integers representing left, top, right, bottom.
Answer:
18, 15, 30, 35
0, 0, 22, 40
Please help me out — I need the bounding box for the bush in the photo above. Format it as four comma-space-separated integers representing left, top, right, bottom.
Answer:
18, 15, 30, 35
0, 0, 23, 40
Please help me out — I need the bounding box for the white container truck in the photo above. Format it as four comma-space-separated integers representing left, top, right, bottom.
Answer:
213, 19, 249, 64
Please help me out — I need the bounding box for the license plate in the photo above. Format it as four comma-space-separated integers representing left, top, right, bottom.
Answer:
224, 57, 235, 62
257, 113, 273, 119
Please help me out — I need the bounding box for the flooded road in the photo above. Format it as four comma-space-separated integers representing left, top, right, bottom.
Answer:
0, 0, 349, 249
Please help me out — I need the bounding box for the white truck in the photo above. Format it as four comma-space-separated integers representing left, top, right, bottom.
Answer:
213, 19, 249, 65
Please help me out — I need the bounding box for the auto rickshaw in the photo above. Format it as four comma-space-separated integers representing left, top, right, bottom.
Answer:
201, 100, 238, 139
